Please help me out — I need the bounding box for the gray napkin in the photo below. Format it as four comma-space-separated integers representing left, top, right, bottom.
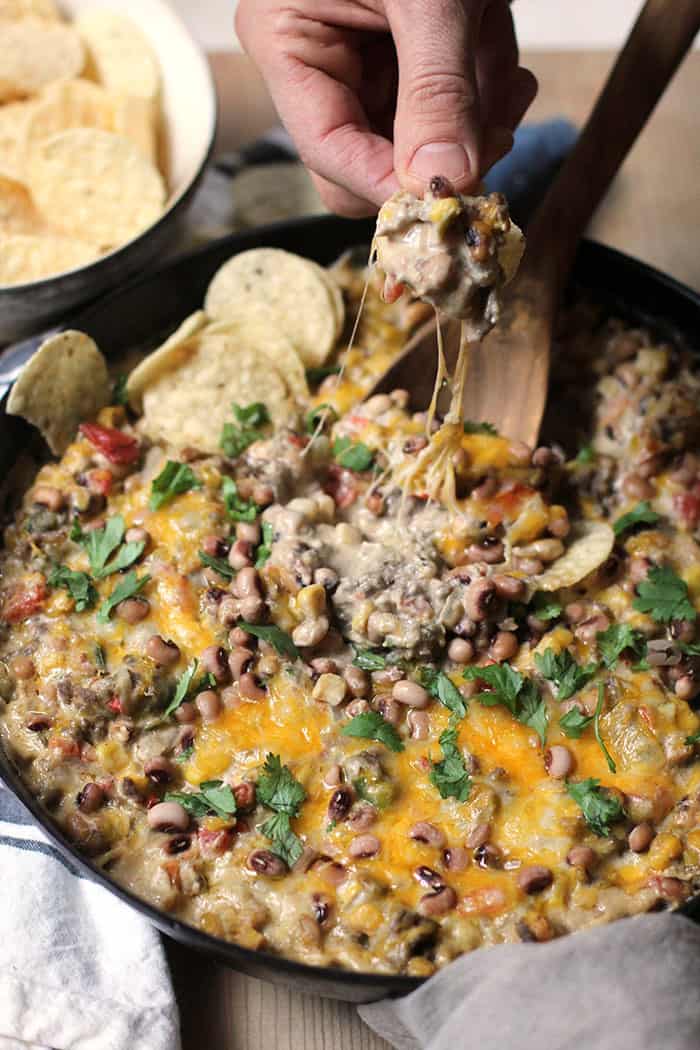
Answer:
359, 913, 700, 1050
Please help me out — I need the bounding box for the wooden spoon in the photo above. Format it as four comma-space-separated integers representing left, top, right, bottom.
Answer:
370, 0, 700, 445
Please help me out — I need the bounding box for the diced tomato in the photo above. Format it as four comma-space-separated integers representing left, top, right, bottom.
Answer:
486, 482, 534, 526
106, 696, 123, 713
459, 886, 507, 917
85, 468, 114, 496
1, 577, 47, 624
198, 827, 235, 858
323, 464, 358, 508
287, 434, 309, 449
79, 422, 140, 465
48, 735, 81, 758
382, 275, 404, 304
673, 484, 700, 529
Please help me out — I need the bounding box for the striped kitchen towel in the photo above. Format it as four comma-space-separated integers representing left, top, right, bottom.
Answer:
0, 784, 180, 1050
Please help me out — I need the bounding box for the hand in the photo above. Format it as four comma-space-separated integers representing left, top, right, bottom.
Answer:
236, 0, 537, 217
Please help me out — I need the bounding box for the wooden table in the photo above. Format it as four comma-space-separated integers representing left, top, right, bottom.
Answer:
170, 49, 700, 1050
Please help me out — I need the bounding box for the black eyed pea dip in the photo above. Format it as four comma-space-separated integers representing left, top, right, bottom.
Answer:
1, 256, 700, 977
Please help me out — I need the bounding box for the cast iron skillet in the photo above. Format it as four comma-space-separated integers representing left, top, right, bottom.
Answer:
1, 215, 699, 1003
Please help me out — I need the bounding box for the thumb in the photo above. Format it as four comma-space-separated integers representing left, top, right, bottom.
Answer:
388, 0, 485, 195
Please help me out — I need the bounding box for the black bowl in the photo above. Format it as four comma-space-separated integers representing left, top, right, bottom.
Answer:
1, 214, 699, 1002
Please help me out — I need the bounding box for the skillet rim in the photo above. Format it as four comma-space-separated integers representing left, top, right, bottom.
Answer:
1, 213, 699, 1002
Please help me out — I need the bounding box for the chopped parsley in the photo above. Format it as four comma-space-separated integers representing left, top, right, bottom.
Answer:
221, 476, 258, 523
47, 565, 97, 612
575, 445, 595, 464
535, 647, 597, 701
679, 642, 700, 657
463, 420, 498, 435
594, 682, 616, 774
149, 461, 201, 511
80, 515, 144, 578
254, 521, 274, 569
257, 754, 306, 867
305, 403, 338, 434
596, 623, 647, 670
518, 681, 549, 747
464, 663, 548, 745
220, 402, 270, 457
530, 593, 562, 622
305, 364, 341, 385
613, 501, 661, 537
198, 550, 235, 580
341, 710, 404, 752
420, 667, 467, 718
96, 571, 150, 623
238, 622, 299, 660
352, 648, 387, 671
633, 565, 697, 623
429, 725, 472, 801
685, 730, 700, 746
566, 778, 624, 836
560, 706, 594, 739
332, 436, 374, 472
176, 744, 194, 764
93, 643, 107, 672
112, 374, 129, 406
163, 659, 199, 718
164, 780, 237, 820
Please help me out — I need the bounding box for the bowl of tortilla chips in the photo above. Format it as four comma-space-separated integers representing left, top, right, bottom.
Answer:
0, 0, 217, 343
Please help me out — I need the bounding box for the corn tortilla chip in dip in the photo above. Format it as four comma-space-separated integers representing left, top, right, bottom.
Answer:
534, 521, 616, 591
6, 330, 111, 454
0, 18, 84, 103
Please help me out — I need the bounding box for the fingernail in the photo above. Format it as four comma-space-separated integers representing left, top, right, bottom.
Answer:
408, 142, 470, 184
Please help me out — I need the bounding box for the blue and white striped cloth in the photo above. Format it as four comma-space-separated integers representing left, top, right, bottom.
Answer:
0, 784, 180, 1050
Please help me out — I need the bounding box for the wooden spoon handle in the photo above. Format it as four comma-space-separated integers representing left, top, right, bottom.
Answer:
525, 0, 700, 286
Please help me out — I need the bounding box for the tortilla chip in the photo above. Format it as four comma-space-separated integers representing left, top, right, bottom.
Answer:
23, 78, 115, 147
111, 92, 158, 165
0, 0, 61, 20
204, 248, 343, 368
231, 162, 327, 228
126, 311, 209, 411
7, 330, 110, 453
206, 317, 309, 402
28, 128, 165, 248
0, 19, 84, 103
0, 98, 37, 179
534, 521, 616, 591
76, 11, 160, 102
139, 331, 296, 453
499, 222, 525, 284
0, 232, 98, 284
0, 172, 45, 233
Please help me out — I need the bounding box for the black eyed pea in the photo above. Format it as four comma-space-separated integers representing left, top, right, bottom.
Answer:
229, 647, 255, 679
347, 803, 377, 831
417, 886, 457, 917
442, 846, 469, 872
374, 696, 401, 725
310, 657, 337, 675
566, 845, 598, 876
517, 865, 553, 894
348, 834, 381, 859
125, 526, 150, 547
312, 673, 347, 707
346, 698, 370, 717
492, 574, 526, 600
323, 764, 343, 788
292, 615, 330, 648
199, 645, 229, 683
10, 655, 35, 680
238, 673, 266, 701
238, 596, 265, 623
144, 757, 175, 784
195, 690, 221, 722
466, 538, 504, 564
328, 785, 354, 822
314, 567, 339, 592
447, 638, 473, 663
228, 539, 254, 570
464, 577, 497, 621
76, 782, 104, 814
229, 626, 254, 648
236, 521, 261, 545
392, 679, 430, 709
145, 635, 180, 667
147, 800, 189, 833
367, 611, 399, 643
116, 597, 150, 624
31, 485, 65, 511
410, 821, 446, 848
544, 745, 574, 779
489, 631, 519, 662
217, 597, 241, 627
234, 567, 262, 600
628, 822, 655, 853
247, 849, 288, 877
407, 709, 430, 740
174, 701, 198, 724
514, 538, 565, 564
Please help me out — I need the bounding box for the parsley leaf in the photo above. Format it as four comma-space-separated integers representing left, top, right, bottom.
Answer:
254, 521, 274, 569
220, 403, 270, 458
575, 445, 595, 464
305, 364, 341, 385
198, 550, 235, 580
535, 648, 597, 701
633, 565, 696, 623
420, 667, 467, 718
96, 571, 150, 623
530, 593, 562, 622
112, 374, 129, 405
341, 710, 404, 752
463, 662, 523, 715
238, 622, 299, 660
221, 476, 258, 523
566, 778, 624, 836
233, 402, 269, 428
164, 780, 237, 820
163, 659, 199, 718
47, 565, 97, 612
430, 726, 472, 801
176, 744, 194, 764
353, 648, 387, 671
613, 501, 661, 537
596, 623, 647, 670
680, 642, 700, 657
257, 754, 306, 814
93, 643, 107, 672
463, 420, 498, 435
332, 436, 374, 472
560, 706, 594, 739
260, 811, 304, 867
150, 461, 201, 511
305, 403, 338, 434
81, 515, 144, 579
518, 679, 549, 747
594, 682, 616, 774
685, 729, 700, 746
